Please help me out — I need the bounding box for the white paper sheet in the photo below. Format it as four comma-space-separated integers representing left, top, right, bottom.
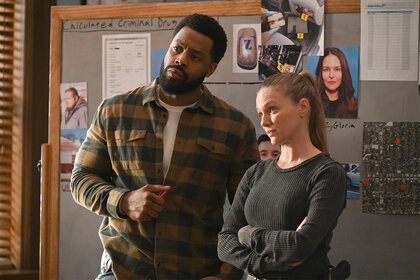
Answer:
360, 0, 419, 81
102, 33, 151, 99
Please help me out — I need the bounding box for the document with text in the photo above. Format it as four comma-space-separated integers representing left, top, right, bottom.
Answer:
360, 0, 418, 81
102, 33, 151, 99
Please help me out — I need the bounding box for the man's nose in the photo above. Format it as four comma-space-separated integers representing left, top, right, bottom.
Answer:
175, 52, 187, 66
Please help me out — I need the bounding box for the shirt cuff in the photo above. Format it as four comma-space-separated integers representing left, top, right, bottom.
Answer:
107, 187, 131, 219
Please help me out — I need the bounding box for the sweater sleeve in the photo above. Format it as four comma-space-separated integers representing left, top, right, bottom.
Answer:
245, 162, 346, 274
226, 117, 259, 204
218, 165, 258, 272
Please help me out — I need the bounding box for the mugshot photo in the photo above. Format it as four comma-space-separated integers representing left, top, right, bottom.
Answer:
307, 46, 359, 119
60, 82, 88, 129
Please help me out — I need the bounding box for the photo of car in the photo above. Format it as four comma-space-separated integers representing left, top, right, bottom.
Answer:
341, 163, 360, 199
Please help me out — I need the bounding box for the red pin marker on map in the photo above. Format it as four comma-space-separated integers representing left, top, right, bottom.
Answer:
395, 138, 401, 144
400, 184, 406, 190
363, 179, 369, 185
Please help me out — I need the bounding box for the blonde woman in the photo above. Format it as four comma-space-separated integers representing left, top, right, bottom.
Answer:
218, 72, 346, 279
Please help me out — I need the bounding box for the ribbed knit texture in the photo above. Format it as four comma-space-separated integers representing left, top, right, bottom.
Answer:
218, 153, 346, 279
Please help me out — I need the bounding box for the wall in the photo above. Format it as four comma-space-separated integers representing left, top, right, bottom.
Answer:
56, 8, 420, 280
323, 13, 420, 280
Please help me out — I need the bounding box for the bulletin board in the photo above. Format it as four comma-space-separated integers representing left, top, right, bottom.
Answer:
42, 1, 420, 280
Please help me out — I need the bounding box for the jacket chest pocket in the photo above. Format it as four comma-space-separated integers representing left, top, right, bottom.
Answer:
194, 137, 231, 186
197, 137, 230, 157
112, 129, 146, 171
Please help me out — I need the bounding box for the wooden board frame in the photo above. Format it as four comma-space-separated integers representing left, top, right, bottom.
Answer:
42, 1, 363, 279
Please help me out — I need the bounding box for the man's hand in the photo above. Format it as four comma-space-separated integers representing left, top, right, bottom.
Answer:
120, 184, 171, 222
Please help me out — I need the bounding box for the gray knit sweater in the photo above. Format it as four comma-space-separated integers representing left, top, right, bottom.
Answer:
218, 153, 346, 279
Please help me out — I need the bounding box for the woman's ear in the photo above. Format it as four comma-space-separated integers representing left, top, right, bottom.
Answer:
298, 98, 310, 118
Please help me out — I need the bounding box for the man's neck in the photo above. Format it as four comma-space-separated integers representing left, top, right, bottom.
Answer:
158, 86, 202, 106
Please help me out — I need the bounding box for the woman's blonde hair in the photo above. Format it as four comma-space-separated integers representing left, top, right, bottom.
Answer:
258, 71, 329, 153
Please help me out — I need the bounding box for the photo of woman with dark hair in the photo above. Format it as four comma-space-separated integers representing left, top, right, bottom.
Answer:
312, 47, 358, 119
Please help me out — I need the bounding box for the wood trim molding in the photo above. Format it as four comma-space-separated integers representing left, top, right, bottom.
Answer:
41, 7, 61, 280
40, 144, 56, 280
0, 269, 38, 280
326, 0, 360, 13
51, 0, 396, 16
51, 1, 261, 19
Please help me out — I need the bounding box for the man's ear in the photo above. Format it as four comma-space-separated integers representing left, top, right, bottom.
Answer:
206, 62, 218, 78
298, 98, 310, 118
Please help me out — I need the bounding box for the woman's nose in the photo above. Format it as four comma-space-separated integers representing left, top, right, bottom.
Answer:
260, 114, 270, 127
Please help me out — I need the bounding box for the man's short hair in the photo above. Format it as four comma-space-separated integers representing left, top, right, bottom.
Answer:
173, 14, 227, 64
257, 134, 271, 145
65, 87, 79, 98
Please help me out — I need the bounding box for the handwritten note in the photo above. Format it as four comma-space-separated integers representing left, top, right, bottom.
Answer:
64, 17, 184, 32
326, 121, 357, 132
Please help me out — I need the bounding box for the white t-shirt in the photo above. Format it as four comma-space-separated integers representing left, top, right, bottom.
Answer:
158, 97, 197, 178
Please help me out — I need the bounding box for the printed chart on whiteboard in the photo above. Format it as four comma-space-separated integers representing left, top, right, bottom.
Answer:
360, 0, 419, 81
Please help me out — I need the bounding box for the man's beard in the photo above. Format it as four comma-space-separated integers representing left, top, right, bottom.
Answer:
159, 62, 206, 95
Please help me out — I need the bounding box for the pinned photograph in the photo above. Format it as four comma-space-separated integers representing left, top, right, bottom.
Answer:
258, 44, 302, 80
307, 46, 359, 119
261, 0, 324, 56
233, 24, 261, 73
60, 82, 88, 129
340, 163, 360, 199
60, 129, 87, 191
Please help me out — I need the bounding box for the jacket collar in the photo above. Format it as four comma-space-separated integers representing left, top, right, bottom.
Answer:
142, 79, 214, 114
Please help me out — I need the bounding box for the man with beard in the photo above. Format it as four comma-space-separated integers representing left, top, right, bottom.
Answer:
71, 14, 259, 280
